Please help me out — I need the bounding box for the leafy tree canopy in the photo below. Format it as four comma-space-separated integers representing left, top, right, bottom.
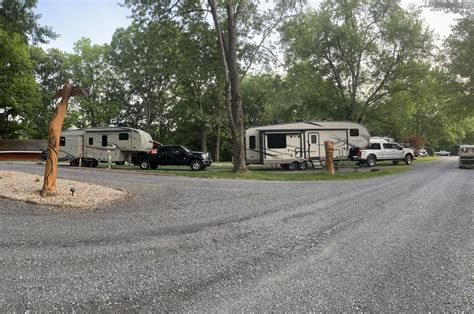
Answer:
0, 0, 57, 44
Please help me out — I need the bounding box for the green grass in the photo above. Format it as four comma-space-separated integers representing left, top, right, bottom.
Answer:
414, 156, 439, 163
143, 167, 411, 181
87, 156, 440, 182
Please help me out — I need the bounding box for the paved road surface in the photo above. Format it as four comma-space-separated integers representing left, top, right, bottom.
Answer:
0, 158, 472, 311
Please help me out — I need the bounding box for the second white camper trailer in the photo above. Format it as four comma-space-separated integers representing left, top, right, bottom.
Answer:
245, 121, 370, 169
58, 126, 153, 166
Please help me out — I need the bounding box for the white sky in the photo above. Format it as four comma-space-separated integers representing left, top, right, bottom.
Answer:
36, 0, 460, 52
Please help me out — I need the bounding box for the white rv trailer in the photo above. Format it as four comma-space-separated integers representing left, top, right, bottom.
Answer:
58, 126, 153, 166
245, 121, 370, 169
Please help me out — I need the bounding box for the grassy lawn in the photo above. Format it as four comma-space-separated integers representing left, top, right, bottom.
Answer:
93, 162, 412, 181
414, 156, 439, 163
79, 156, 440, 182
142, 167, 411, 181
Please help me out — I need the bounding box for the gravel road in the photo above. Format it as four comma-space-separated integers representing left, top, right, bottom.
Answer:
0, 158, 472, 311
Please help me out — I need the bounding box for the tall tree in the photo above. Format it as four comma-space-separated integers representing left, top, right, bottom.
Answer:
0, 0, 57, 138
280, 0, 433, 122
110, 23, 180, 138
29, 46, 70, 138
124, 0, 303, 171
0, 29, 38, 138
444, 15, 473, 119
68, 38, 122, 127
0, 0, 57, 44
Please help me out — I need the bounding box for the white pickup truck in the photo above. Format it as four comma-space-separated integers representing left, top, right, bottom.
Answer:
357, 141, 415, 167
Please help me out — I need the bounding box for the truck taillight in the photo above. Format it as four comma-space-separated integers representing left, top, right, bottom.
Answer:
357, 150, 362, 157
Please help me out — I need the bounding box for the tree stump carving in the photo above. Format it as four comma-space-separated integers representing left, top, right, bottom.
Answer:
324, 140, 336, 175
41, 81, 85, 197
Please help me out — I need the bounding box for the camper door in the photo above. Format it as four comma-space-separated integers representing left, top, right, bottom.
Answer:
306, 132, 320, 159
264, 132, 302, 162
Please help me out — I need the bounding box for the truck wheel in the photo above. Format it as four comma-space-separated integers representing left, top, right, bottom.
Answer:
404, 154, 413, 165
190, 159, 203, 171
289, 161, 298, 170
140, 159, 151, 170
298, 161, 308, 170
367, 155, 376, 167
392, 160, 400, 165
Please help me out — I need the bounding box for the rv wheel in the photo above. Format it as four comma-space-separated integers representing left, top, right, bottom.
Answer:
281, 164, 289, 170
140, 159, 151, 170
298, 161, 308, 170
70, 159, 79, 167
289, 161, 298, 170
91, 160, 99, 167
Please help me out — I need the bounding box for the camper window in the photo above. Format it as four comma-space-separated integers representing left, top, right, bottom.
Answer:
350, 129, 359, 137
88, 137, 93, 145
249, 136, 256, 149
119, 133, 129, 141
267, 134, 286, 149
311, 135, 318, 144
60, 137, 66, 146
102, 135, 108, 147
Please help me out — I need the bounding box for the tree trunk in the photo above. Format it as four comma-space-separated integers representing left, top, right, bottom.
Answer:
226, 3, 246, 172
41, 82, 72, 197
324, 141, 336, 175
208, 0, 247, 172
201, 129, 207, 153
215, 124, 221, 162
199, 98, 207, 153
215, 103, 221, 162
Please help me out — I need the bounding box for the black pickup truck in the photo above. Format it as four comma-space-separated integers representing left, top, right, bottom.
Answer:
132, 145, 212, 171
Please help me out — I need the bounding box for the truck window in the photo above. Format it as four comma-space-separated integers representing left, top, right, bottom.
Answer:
119, 133, 129, 141
369, 143, 381, 149
350, 129, 359, 137
60, 137, 66, 146
249, 136, 256, 149
383, 143, 393, 149
102, 135, 108, 147
88, 137, 93, 145
158, 146, 171, 155
267, 134, 286, 149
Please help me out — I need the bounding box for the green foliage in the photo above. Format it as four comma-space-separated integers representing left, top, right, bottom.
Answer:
0, 0, 57, 44
28, 46, 69, 138
444, 15, 474, 120
68, 38, 122, 127
280, 0, 433, 122
0, 29, 38, 138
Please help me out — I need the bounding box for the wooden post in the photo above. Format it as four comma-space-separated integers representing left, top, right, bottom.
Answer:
325, 141, 336, 175
41, 81, 85, 197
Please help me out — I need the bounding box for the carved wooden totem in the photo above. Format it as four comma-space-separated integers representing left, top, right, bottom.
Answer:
41, 81, 85, 197
324, 140, 336, 175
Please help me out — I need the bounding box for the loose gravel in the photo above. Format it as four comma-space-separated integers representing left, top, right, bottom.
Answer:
0, 158, 471, 311
0, 171, 127, 209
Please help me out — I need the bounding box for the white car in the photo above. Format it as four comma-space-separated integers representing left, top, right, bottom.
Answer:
435, 150, 451, 156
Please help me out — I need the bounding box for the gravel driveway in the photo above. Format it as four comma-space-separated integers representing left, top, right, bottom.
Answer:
0, 158, 472, 311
